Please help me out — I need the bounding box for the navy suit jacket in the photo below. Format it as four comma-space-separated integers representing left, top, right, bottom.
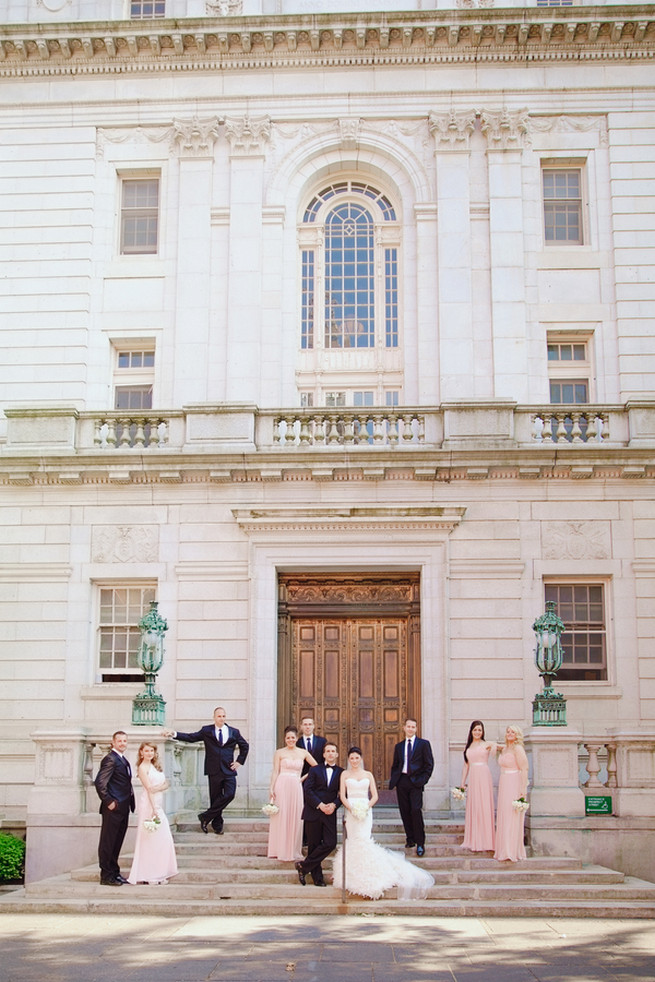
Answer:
302, 763, 343, 822
175, 724, 249, 776
299, 734, 327, 776
94, 749, 135, 812
389, 736, 434, 790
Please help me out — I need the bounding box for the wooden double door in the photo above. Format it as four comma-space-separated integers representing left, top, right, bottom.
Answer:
277, 573, 421, 789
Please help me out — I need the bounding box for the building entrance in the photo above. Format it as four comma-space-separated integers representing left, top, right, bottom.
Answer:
277, 573, 420, 789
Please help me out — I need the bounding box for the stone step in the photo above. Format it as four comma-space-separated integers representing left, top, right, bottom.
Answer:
21, 872, 655, 903
69, 863, 624, 886
3, 893, 655, 919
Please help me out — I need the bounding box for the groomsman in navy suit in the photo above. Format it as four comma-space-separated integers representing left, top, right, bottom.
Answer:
95, 730, 135, 885
164, 707, 249, 834
296, 743, 343, 886
298, 717, 327, 777
389, 718, 434, 857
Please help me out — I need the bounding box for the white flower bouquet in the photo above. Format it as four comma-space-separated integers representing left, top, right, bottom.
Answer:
262, 801, 279, 817
512, 797, 529, 813
451, 786, 467, 801
143, 816, 161, 832
350, 799, 370, 821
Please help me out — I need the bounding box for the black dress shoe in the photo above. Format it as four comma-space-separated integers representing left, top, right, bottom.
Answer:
116, 875, 130, 884
313, 879, 328, 887
100, 877, 123, 886
405, 840, 416, 848
213, 825, 224, 835
295, 862, 306, 886
416, 845, 425, 857
198, 815, 209, 834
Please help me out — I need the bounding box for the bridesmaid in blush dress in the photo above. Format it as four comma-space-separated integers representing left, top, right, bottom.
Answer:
494, 724, 529, 862
127, 742, 178, 885
267, 726, 317, 862
460, 720, 496, 852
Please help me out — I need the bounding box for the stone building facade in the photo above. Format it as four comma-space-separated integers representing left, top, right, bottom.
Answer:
0, 1, 654, 880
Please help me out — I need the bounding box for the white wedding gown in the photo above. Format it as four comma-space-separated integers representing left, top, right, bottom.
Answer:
332, 777, 434, 900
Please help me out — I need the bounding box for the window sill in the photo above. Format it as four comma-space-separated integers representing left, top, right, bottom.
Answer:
555, 683, 622, 699
81, 683, 142, 700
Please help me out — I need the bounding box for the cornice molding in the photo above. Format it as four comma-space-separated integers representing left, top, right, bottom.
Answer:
1, 8, 653, 77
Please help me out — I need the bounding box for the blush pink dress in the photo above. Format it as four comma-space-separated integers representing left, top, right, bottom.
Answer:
493, 748, 527, 862
267, 755, 304, 862
127, 765, 178, 884
462, 743, 495, 851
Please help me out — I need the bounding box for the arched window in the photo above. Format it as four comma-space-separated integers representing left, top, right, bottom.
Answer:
300, 181, 399, 353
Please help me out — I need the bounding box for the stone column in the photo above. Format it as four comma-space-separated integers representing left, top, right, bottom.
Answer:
224, 116, 271, 403
430, 111, 476, 402
481, 110, 531, 402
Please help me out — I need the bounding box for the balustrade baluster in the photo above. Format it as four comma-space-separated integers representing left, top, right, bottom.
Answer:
284, 415, 297, 444
388, 413, 399, 446
417, 414, 425, 443
273, 417, 282, 444
343, 415, 355, 444
556, 413, 568, 443
606, 742, 618, 788
586, 414, 598, 442
570, 412, 583, 443
106, 419, 117, 448
134, 418, 146, 448
583, 743, 605, 788
119, 419, 132, 448
600, 415, 609, 442
372, 414, 385, 444
400, 414, 413, 442
314, 416, 326, 445
327, 415, 341, 444
299, 415, 311, 445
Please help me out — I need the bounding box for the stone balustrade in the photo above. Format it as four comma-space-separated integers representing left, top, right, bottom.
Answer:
1, 401, 654, 458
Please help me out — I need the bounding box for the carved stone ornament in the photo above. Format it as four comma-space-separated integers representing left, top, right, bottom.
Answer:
529, 114, 609, 147
480, 109, 530, 150
542, 521, 610, 560
92, 525, 159, 564
37, 0, 71, 10
224, 116, 272, 155
171, 116, 221, 158
96, 125, 171, 159
338, 118, 361, 150
285, 580, 414, 605
429, 110, 477, 149
205, 0, 243, 14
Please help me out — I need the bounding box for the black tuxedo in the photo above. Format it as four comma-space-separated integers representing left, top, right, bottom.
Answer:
298, 734, 327, 776
174, 723, 249, 831
297, 762, 343, 883
95, 749, 135, 882
389, 736, 434, 848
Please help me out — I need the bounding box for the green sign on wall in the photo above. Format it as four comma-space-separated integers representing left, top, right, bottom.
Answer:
585, 795, 612, 815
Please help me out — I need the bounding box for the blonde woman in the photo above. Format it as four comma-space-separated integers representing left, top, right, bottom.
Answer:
127, 742, 178, 885
494, 725, 529, 862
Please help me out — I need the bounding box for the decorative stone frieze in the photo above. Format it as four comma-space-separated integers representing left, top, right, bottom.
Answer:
170, 116, 221, 158
91, 525, 159, 563
1, 13, 653, 77
96, 125, 171, 159
480, 109, 530, 150
541, 521, 611, 560
530, 113, 609, 147
429, 110, 477, 150
224, 115, 271, 156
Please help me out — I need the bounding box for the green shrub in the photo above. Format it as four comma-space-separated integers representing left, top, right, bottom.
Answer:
0, 833, 26, 882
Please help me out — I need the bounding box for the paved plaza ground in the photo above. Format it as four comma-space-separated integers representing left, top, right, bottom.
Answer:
0, 912, 654, 982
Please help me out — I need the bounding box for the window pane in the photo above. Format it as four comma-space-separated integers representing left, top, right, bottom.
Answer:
98, 585, 156, 680
324, 203, 375, 349
121, 179, 159, 255
544, 583, 607, 680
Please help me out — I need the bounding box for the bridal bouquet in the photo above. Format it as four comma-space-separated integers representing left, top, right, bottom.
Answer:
451, 786, 467, 801
143, 816, 161, 833
350, 799, 369, 822
512, 797, 529, 813
262, 801, 279, 817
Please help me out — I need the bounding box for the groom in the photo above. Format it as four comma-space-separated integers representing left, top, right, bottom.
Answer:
296, 743, 343, 887
389, 718, 434, 857
163, 707, 249, 834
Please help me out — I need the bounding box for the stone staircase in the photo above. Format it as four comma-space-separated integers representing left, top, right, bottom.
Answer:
3, 815, 655, 917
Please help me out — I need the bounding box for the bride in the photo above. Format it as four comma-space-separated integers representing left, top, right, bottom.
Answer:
332, 747, 434, 900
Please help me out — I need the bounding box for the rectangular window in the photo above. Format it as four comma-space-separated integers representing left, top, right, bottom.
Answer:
301, 249, 315, 350
325, 392, 346, 407
131, 0, 166, 17
544, 583, 607, 681
113, 346, 155, 411
98, 585, 156, 682
547, 335, 591, 405
385, 391, 400, 407
384, 247, 398, 348
353, 391, 375, 408
120, 178, 159, 255
543, 168, 583, 245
